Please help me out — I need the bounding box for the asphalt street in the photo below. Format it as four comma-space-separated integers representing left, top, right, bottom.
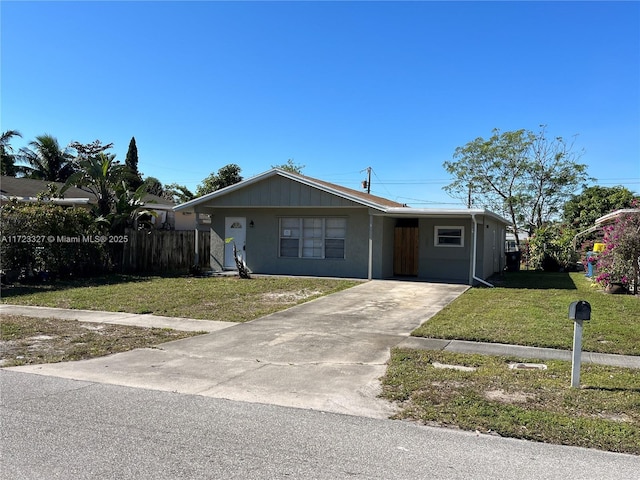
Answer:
2, 371, 638, 480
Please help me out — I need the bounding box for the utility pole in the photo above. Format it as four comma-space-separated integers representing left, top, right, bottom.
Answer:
361, 167, 371, 194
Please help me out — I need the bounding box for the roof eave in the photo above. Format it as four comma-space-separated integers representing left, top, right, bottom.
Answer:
380, 207, 510, 224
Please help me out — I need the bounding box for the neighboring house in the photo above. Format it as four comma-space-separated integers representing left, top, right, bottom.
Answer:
505, 231, 529, 252
174, 169, 509, 285
0, 176, 176, 229
572, 208, 640, 249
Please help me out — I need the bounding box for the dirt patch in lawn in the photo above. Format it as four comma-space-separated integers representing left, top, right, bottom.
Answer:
0, 315, 203, 367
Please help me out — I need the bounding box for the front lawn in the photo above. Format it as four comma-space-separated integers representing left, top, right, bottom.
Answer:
0, 314, 202, 367
384, 271, 640, 454
381, 348, 640, 455
412, 271, 640, 356
1, 274, 361, 322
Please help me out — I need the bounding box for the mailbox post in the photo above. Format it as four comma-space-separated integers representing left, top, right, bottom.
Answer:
569, 301, 591, 388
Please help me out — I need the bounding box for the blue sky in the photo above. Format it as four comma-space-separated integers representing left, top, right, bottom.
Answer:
2, 1, 639, 207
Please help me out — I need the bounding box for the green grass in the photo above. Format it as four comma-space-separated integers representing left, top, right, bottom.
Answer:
381, 348, 640, 454
4, 270, 639, 453
412, 271, 640, 355
1, 274, 361, 322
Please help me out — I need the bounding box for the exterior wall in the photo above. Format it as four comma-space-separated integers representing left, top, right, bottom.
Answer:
377, 216, 397, 278
187, 172, 510, 283
203, 175, 363, 208
203, 206, 508, 283
208, 207, 373, 278
174, 211, 196, 231
478, 216, 499, 279
417, 218, 473, 284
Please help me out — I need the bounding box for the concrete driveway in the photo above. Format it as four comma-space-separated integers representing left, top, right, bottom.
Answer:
8, 280, 468, 418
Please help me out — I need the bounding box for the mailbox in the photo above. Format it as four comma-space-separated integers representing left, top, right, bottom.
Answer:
569, 301, 591, 321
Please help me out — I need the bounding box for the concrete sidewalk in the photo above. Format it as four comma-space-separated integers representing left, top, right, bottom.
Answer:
0, 304, 233, 333
3, 303, 638, 370
397, 337, 640, 369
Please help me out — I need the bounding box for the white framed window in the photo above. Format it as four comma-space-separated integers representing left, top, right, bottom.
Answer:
434, 226, 464, 247
279, 217, 346, 259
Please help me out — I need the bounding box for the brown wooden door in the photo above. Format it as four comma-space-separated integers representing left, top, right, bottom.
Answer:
394, 227, 419, 276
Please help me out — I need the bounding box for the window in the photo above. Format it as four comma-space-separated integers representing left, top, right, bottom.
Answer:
279, 217, 346, 259
435, 226, 464, 247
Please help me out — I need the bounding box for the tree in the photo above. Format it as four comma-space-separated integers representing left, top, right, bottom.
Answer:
272, 159, 305, 174
164, 183, 195, 204
64, 152, 127, 219
142, 176, 164, 197
195, 164, 243, 197
443, 127, 588, 246
63, 153, 152, 234
17, 134, 76, 182
69, 139, 114, 158
1, 129, 22, 176
125, 137, 143, 191
444, 129, 532, 246
525, 126, 588, 231
563, 185, 638, 231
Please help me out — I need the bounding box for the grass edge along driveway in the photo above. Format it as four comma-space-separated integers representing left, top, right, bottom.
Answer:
0, 275, 362, 322
412, 271, 640, 356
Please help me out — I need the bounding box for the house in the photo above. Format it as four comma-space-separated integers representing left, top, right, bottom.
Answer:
1, 176, 177, 229
572, 208, 640, 250
174, 169, 509, 285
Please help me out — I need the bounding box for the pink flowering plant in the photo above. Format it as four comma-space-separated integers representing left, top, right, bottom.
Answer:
594, 210, 640, 294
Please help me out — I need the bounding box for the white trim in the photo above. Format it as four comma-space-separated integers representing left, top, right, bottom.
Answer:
278, 217, 346, 259
434, 225, 464, 247
595, 208, 640, 225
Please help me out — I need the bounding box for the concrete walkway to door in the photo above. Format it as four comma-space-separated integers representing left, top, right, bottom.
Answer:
5, 281, 468, 419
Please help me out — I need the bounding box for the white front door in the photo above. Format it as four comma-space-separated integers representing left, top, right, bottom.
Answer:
224, 217, 246, 269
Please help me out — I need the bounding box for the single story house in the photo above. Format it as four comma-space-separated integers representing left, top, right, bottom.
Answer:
572, 208, 640, 250
174, 169, 509, 285
1, 175, 177, 229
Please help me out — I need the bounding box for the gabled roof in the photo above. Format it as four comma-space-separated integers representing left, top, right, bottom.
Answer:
0, 175, 174, 207
174, 168, 406, 211
174, 168, 510, 224
1, 175, 94, 205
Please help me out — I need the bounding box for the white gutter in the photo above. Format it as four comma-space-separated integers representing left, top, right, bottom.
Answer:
471, 213, 494, 288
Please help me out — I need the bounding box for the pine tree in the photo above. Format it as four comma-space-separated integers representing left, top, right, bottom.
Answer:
125, 136, 143, 190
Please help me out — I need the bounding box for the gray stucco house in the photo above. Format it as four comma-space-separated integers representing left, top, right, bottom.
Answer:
174, 169, 509, 285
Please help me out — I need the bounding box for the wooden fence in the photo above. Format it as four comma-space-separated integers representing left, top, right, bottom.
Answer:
122, 229, 210, 273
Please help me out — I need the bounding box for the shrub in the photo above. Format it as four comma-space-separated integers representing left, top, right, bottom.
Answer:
1, 202, 109, 280
528, 223, 579, 272
594, 211, 640, 294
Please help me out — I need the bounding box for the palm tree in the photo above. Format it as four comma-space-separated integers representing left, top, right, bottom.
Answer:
0, 130, 22, 176
64, 152, 126, 218
18, 134, 76, 182
64, 153, 152, 233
